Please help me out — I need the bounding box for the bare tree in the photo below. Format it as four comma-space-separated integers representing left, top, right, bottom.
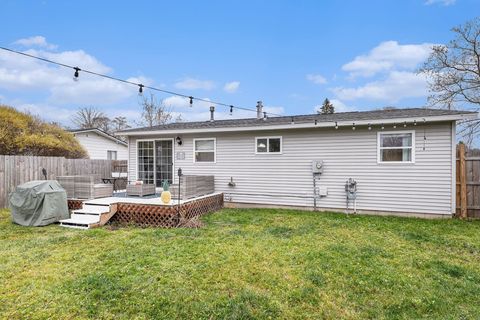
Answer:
137, 94, 173, 127
111, 116, 130, 131
72, 107, 110, 130
419, 17, 480, 145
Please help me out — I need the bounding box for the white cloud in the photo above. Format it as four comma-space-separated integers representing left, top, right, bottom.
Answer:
425, 0, 456, 5
174, 77, 215, 90
342, 41, 434, 77
14, 36, 58, 50
223, 81, 240, 93
333, 71, 428, 103
306, 74, 327, 84
0, 44, 149, 105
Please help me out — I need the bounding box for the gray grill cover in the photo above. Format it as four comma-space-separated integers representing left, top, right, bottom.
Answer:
9, 180, 69, 226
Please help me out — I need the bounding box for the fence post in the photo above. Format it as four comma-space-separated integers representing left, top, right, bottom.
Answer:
459, 143, 467, 219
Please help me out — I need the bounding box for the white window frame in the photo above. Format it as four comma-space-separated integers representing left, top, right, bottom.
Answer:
377, 130, 415, 164
255, 136, 283, 154
193, 137, 216, 163
136, 138, 175, 184
107, 150, 117, 160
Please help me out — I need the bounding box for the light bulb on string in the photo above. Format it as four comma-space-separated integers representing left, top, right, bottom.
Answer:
263, 112, 267, 121
73, 67, 80, 81
189, 96, 193, 107
138, 84, 144, 96
368, 123, 372, 130
352, 122, 356, 130
335, 122, 338, 129
230, 105, 233, 116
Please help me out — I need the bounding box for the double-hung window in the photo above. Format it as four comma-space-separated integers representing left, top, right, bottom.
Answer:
378, 131, 414, 163
194, 138, 216, 163
255, 137, 282, 154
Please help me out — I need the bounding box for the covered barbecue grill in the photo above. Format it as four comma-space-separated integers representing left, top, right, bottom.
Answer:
9, 180, 69, 226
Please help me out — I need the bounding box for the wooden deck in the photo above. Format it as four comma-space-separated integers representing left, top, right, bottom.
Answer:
66, 193, 224, 228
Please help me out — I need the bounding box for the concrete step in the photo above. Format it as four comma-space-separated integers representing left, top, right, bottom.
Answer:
72, 204, 110, 215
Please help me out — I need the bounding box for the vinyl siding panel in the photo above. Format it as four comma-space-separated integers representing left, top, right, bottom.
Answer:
128, 122, 454, 215
74, 132, 128, 160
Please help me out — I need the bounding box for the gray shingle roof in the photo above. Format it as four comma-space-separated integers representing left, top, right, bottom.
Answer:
118, 108, 476, 134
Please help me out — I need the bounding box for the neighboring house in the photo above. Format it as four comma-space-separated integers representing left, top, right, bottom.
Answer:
118, 106, 477, 217
70, 128, 128, 160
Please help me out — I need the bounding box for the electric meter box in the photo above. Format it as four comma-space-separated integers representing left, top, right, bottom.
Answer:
312, 160, 324, 174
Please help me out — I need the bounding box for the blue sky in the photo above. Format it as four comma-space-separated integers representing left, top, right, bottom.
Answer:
0, 0, 478, 126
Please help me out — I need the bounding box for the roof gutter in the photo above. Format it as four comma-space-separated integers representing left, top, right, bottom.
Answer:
116, 113, 477, 137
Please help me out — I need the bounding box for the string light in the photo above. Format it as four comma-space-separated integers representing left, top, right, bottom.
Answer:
414, 120, 417, 126
393, 123, 397, 129
189, 96, 193, 107
263, 112, 267, 121
368, 123, 371, 130
291, 117, 295, 125
381, 123, 384, 130
73, 67, 80, 81
229, 105, 233, 115
138, 84, 144, 96
352, 122, 355, 130
403, 121, 407, 128
314, 119, 318, 125
335, 122, 338, 129
0, 46, 284, 118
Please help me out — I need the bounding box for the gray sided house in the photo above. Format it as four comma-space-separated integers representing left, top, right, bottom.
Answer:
118, 107, 477, 217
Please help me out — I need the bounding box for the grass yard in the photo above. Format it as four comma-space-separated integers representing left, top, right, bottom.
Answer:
0, 208, 479, 319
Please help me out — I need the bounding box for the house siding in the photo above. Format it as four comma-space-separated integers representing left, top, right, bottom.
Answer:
128, 121, 454, 215
75, 132, 128, 160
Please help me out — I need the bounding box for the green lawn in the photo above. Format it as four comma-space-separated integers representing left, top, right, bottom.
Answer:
0, 208, 479, 320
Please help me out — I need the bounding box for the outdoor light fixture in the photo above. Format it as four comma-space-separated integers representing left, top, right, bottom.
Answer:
352, 122, 356, 130
335, 122, 338, 129
414, 120, 417, 126
263, 111, 267, 121
138, 84, 144, 96
73, 67, 80, 81
393, 123, 397, 129
189, 96, 193, 107
314, 119, 318, 125
368, 123, 371, 130
230, 105, 233, 115
291, 116, 295, 124
381, 123, 385, 130
404, 121, 407, 127
176, 136, 183, 146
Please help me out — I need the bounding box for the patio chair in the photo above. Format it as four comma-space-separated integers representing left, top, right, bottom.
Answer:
74, 175, 113, 199
56, 176, 75, 198
126, 183, 156, 197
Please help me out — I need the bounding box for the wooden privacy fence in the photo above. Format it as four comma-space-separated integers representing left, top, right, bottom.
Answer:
0, 155, 127, 208
457, 144, 480, 218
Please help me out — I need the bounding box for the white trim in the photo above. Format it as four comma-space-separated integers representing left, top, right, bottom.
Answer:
377, 130, 415, 164
136, 138, 175, 185
193, 137, 216, 163
72, 128, 128, 146
255, 136, 283, 154
119, 113, 477, 136
451, 121, 456, 214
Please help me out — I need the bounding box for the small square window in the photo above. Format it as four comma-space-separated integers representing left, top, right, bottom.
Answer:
378, 132, 414, 163
256, 137, 282, 154
194, 138, 216, 163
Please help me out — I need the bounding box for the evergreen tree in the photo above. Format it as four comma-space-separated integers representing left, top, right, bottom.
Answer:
319, 98, 335, 114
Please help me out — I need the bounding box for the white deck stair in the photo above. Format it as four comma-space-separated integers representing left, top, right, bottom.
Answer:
59, 203, 116, 229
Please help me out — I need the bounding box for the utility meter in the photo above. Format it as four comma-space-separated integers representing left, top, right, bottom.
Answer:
312, 160, 324, 174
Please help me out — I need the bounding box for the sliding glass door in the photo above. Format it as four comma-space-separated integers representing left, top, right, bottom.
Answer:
137, 139, 173, 186
155, 140, 173, 186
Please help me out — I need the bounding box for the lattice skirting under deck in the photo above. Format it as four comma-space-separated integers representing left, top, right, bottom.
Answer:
109, 193, 224, 227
